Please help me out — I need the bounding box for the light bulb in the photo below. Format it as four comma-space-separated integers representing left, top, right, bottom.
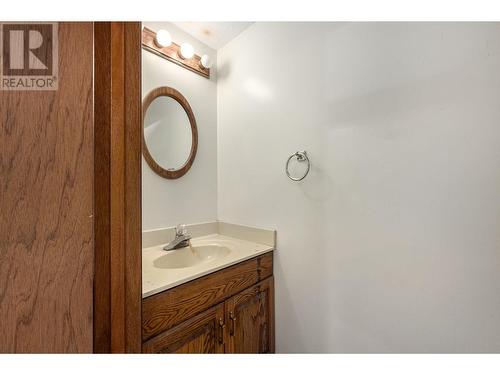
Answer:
200, 54, 212, 69
155, 29, 172, 48
179, 43, 194, 59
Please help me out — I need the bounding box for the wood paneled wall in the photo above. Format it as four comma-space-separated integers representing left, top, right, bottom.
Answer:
0, 23, 94, 352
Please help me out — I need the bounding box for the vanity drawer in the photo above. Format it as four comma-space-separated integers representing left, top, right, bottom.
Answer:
142, 252, 273, 341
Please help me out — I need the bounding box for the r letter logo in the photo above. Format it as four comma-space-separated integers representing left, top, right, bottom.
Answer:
1, 22, 58, 90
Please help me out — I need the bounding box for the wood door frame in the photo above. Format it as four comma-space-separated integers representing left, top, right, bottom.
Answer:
93, 22, 142, 353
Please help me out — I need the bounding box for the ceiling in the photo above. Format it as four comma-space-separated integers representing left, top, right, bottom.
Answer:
173, 22, 253, 50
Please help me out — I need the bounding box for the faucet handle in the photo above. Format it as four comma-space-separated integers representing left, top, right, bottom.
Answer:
175, 224, 187, 236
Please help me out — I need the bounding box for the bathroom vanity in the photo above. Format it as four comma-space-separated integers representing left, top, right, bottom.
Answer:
141, 222, 275, 353
140, 38, 275, 354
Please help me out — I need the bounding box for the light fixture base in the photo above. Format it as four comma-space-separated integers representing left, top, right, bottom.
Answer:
142, 27, 210, 79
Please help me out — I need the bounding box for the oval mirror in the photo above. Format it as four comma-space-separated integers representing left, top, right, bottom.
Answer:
142, 87, 198, 179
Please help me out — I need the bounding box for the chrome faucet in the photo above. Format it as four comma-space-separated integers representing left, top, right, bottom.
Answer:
163, 224, 191, 251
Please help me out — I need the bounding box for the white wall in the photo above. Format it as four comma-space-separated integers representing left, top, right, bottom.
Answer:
217, 23, 500, 352
142, 22, 218, 230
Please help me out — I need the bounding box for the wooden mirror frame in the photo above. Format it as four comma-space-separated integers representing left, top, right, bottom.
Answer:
142, 86, 198, 179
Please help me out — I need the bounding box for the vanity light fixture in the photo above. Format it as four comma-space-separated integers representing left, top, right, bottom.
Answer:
155, 29, 172, 48
142, 27, 210, 79
179, 43, 195, 60
200, 54, 212, 69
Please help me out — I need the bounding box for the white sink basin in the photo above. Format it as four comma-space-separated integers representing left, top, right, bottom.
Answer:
153, 244, 231, 269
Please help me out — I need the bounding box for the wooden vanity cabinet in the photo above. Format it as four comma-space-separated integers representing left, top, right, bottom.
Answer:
142, 303, 225, 353
142, 253, 274, 354
226, 277, 274, 353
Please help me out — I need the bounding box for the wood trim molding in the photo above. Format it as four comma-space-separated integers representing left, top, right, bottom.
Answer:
142, 86, 198, 179
142, 27, 210, 79
94, 22, 142, 353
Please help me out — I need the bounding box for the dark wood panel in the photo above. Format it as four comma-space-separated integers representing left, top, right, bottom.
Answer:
142, 303, 225, 353
0, 22, 93, 352
93, 21, 112, 354
123, 21, 143, 353
226, 277, 275, 354
123, 22, 143, 353
268, 276, 275, 353
258, 252, 273, 280
142, 253, 273, 341
93, 22, 142, 353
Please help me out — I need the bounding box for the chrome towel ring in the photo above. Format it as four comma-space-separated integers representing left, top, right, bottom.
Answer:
286, 151, 310, 181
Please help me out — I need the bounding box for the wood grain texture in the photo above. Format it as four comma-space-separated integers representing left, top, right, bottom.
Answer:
268, 276, 275, 353
226, 277, 274, 354
110, 21, 126, 352
93, 22, 142, 353
142, 303, 225, 353
142, 86, 198, 180
257, 252, 273, 280
123, 22, 143, 353
142, 253, 273, 341
142, 27, 210, 79
93, 21, 112, 353
0, 23, 93, 353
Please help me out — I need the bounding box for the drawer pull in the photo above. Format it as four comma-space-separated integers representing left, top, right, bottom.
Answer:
218, 318, 225, 344
229, 311, 236, 336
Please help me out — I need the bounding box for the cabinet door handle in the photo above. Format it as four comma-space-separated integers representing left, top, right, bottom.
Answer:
229, 311, 236, 336
218, 317, 225, 344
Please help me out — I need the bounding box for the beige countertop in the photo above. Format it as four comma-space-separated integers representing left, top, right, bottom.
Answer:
142, 222, 275, 298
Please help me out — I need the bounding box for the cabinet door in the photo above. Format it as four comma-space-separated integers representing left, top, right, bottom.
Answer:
226, 277, 275, 353
142, 303, 225, 353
